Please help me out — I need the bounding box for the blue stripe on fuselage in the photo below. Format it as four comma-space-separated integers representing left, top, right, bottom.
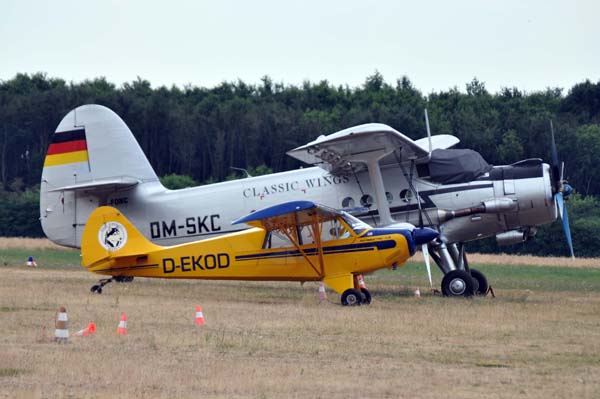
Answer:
235, 239, 397, 261
363, 229, 415, 255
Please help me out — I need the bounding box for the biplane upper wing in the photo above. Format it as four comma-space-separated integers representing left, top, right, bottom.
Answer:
286, 123, 459, 173
232, 200, 341, 230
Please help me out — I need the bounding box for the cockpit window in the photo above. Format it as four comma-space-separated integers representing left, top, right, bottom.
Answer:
341, 212, 370, 235
263, 230, 294, 249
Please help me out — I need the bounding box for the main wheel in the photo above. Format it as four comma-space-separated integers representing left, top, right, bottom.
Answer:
360, 288, 372, 305
341, 288, 362, 306
90, 285, 103, 294
470, 268, 489, 296
441, 270, 474, 297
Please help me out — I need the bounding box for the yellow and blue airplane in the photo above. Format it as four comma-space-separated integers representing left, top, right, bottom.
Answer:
82, 201, 438, 305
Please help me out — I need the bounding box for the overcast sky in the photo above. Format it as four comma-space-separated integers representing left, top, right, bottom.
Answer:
1, 0, 598, 94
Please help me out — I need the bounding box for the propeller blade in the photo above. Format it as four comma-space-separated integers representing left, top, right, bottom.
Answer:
561, 200, 575, 259
422, 244, 433, 288
556, 192, 564, 221
550, 121, 560, 191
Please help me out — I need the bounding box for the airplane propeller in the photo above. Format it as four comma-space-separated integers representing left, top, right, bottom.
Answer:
422, 243, 433, 288
421, 109, 434, 287
550, 121, 575, 258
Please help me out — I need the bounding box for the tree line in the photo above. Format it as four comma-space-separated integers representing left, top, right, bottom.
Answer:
1, 72, 599, 256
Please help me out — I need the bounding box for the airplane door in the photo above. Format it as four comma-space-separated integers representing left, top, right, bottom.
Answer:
74, 192, 100, 245
503, 180, 515, 195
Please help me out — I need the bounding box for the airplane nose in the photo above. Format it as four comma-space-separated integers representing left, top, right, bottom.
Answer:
413, 228, 439, 245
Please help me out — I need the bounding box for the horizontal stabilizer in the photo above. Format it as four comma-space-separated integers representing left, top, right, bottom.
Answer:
48, 177, 139, 192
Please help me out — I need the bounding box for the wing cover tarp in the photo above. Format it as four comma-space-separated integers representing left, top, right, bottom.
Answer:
428, 149, 492, 184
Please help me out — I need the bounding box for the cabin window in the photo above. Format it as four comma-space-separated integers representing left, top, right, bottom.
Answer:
360, 194, 373, 207
262, 230, 295, 249
341, 197, 355, 208
323, 219, 352, 241
400, 189, 413, 203
386, 192, 393, 204
341, 212, 369, 235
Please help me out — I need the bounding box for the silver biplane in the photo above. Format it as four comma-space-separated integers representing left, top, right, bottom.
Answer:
40, 105, 573, 296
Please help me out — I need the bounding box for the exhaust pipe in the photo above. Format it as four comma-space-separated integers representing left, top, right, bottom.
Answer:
437, 198, 517, 223
496, 230, 527, 246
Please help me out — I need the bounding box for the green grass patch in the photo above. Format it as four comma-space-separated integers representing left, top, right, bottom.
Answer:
0, 248, 80, 269
373, 261, 600, 293
2, 247, 599, 293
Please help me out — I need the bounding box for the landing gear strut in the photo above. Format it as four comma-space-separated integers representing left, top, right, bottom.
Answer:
428, 241, 490, 297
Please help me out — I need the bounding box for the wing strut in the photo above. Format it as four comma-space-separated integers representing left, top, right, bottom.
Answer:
354, 149, 395, 225
279, 226, 323, 278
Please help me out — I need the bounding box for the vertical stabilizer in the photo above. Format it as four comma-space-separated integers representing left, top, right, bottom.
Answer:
40, 105, 160, 248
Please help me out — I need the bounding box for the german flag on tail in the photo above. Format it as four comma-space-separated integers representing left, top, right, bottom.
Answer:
44, 129, 89, 167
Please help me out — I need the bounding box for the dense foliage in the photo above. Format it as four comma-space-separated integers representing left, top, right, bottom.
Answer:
1, 73, 599, 256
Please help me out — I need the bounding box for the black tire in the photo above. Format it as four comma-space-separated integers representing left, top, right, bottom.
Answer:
471, 277, 480, 294
441, 270, 474, 297
470, 268, 488, 296
361, 288, 372, 305
96, 287, 102, 294
91, 285, 100, 293
341, 288, 362, 306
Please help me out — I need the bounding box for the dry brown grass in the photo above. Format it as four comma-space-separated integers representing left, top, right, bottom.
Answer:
0, 237, 66, 250
1, 266, 599, 398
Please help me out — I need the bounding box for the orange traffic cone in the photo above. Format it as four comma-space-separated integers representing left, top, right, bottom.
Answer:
54, 306, 69, 343
414, 287, 421, 298
318, 283, 327, 301
73, 322, 97, 337
195, 305, 205, 325
357, 275, 367, 289
117, 313, 127, 336
26, 256, 37, 267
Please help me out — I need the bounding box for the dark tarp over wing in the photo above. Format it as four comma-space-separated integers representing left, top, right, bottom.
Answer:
428, 149, 492, 184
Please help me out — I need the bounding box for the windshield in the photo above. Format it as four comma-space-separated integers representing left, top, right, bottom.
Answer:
341, 212, 370, 235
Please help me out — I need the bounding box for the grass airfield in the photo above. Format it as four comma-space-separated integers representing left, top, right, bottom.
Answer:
1, 242, 600, 398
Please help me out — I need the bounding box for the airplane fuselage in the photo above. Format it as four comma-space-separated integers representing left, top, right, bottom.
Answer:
78, 161, 556, 247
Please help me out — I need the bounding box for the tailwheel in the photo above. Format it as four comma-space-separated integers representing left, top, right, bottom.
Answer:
90, 285, 102, 294
90, 278, 113, 294
441, 270, 474, 297
470, 268, 489, 296
341, 288, 362, 306
360, 288, 372, 305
